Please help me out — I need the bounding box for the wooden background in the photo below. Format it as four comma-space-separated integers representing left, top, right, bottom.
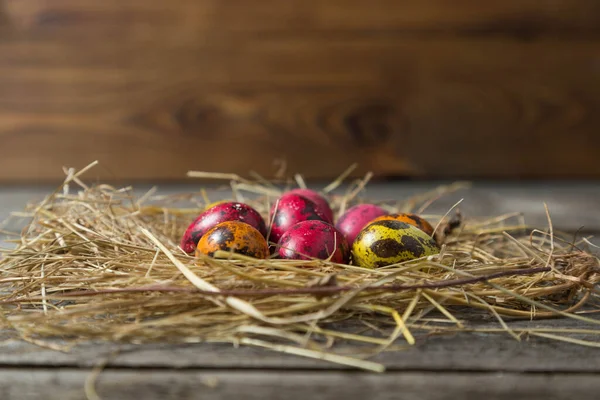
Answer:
1, 0, 599, 182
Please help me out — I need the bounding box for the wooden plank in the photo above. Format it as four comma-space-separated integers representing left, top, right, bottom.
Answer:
1, 369, 599, 400
2, 319, 600, 371
0, 1, 599, 181
0, 37, 599, 181
5, 0, 600, 36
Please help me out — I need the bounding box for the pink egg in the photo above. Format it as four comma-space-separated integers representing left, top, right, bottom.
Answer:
277, 220, 349, 263
286, 188, 334, 223
180, 202, 267, 254
268, 193, 328, 244
335, 204, 388, 245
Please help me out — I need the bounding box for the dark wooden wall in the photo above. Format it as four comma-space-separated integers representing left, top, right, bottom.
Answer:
1, 1, 600, 182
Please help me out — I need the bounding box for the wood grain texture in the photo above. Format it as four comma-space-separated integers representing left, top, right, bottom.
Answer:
2, 369, 600, 400
0, 1, 600, 182
2, 319, 600, 372
5, 0, 600, 36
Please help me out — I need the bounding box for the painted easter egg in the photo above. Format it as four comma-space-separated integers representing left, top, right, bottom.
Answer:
371, 213, 435, 236
335, 204, 388, 245
195, 221, 269, 259
286, 188, 334, 223
351, 219, 440, 268
180, 202, 267, 254
268, 193, 328, 244
277, 220, 350, 263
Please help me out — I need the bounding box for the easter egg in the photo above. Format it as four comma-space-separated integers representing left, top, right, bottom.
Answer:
277, 220, 350, 263
195, 221, 269, 259
351, 220, 440, 268
286, 189, 334, 223
268, 193, 329, 244
180, 202, 267, 254
335, 204, 387, 246
371, 213, 435, 236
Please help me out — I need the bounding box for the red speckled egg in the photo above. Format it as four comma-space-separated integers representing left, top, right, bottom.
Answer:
180, 202, 267, 254
335, 204, 388, 246
286, 188, 334, 223
277, 220, 350, 263
269, 193, 328, 244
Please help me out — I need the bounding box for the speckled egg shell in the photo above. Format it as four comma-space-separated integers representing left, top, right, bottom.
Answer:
195, 221, 269, 259
351, 219, 440, 269
180, 202, 267, 254
371, 213, 435, 236
277, 220, 350, 263
335, 204, 388, 246
268, 194, 328, 244
286, 189, 334, 223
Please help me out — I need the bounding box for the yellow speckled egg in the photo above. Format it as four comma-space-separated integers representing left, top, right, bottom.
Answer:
195, 220, 269, 259
351, 219, 440, 268
371, 213, 435, 236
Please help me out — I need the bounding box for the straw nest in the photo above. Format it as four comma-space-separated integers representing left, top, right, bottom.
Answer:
1, 162, 599, 372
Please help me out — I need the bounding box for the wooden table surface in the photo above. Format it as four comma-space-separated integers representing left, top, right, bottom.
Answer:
1, 181, 599, 400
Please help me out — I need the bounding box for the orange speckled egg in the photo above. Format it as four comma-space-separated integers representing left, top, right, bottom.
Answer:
371, 213, 435, 236
195, 220, 269, 259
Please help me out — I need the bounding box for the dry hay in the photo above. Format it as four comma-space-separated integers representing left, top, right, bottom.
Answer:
1, 162, 599, 372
